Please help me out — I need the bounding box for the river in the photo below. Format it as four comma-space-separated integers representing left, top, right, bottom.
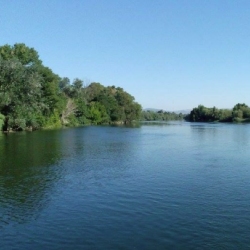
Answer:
1, 122, 250, 249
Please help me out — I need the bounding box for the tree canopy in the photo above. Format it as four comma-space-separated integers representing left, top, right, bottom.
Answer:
141, 110, 184, 121
185, 103, 250, 123
0, 43, 142, 131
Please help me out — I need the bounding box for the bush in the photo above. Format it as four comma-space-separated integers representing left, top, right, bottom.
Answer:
43, 111, 62, 129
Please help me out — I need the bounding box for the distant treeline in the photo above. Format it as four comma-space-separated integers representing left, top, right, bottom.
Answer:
185, 103, 250, 122
0, 43, 141, 131
141, 110, 184, 121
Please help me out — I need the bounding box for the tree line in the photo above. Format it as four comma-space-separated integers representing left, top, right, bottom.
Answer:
5, 43, 240, 131
141, 110, 184, 121
0, 43, 141, 131
185, 103, 250, 122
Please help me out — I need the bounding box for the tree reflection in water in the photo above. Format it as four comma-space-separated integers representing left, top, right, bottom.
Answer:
0, 130, 63, 225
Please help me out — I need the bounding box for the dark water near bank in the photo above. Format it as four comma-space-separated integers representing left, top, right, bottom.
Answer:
1, 122, 250, 249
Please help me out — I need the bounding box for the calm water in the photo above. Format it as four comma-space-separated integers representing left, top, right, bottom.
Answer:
1, 122, 250, 249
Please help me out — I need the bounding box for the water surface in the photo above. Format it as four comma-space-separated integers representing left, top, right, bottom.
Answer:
1, 122, 250, 249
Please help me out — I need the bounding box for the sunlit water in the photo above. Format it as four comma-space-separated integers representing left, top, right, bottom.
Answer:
1, 122, 250, 249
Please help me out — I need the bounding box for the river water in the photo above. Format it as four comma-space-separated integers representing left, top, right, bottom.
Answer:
1, 122, 250, 249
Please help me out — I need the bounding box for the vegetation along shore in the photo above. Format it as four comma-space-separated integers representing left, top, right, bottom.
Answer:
0, 43, 142, 131
0, 43, 249, 132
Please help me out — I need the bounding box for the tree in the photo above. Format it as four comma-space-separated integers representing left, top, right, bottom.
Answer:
85, 82, 104, 102
0, 57, 43, 130
87, 102, 109, 124
0, 43, 41, 66
0, 43, 143, 129
0, 43, 65, 130
233, 103, 250, 119
59, 77, 70, 90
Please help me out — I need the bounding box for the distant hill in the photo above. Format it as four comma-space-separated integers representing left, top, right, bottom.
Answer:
174, 110, 191, 114
144, 108, 161, 112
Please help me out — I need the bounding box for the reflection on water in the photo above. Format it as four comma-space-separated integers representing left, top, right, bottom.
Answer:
1, 123, 250, 249
0, 126, 142, 226
0, 130, 63, 225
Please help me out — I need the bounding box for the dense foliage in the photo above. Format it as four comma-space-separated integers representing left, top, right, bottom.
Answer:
141, 110, 184, 121
0, 43, 141, 131
186, 104, 250, 122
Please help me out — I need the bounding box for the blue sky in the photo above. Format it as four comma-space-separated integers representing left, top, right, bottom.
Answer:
1, 0, 250, 110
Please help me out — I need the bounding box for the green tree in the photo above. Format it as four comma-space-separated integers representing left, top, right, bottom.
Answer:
59, 77, 70, 91
0, 57, 43, 130
0, 43, 142, 129
0, 43, 41, 65
85, 82, 104, 102
87, 102, 109, 124
233, 103, 250, 119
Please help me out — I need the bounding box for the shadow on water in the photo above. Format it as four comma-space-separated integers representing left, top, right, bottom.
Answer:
0, 126, 141, 226
0, 130, 64, 225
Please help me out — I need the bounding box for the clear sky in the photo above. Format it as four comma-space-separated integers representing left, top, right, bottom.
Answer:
1, 0, 250, 110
